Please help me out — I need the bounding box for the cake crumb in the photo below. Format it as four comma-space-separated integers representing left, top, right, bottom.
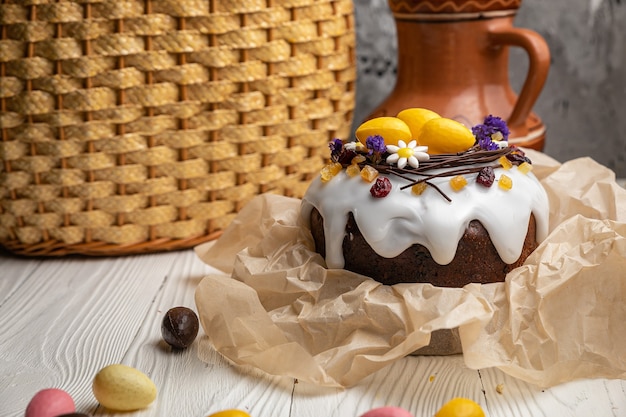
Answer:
495, 383, 504, 394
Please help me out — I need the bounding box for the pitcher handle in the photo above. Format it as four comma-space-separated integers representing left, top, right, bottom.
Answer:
488, 27, 550, 128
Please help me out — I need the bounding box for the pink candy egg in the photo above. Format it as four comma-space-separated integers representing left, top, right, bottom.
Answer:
360, 406, 414, 417
25, 388, 75, 417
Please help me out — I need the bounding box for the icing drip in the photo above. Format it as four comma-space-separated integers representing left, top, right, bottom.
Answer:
301, 165, 549, 269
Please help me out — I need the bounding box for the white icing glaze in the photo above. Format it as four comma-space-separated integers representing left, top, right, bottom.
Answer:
301, 165, 549, 269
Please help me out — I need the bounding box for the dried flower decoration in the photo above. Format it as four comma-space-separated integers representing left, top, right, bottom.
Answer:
330, 139, 358, 165
386, 140, 429, 169
329, 138, 343, 160
366, 135, 387, 153
472, 115, 510, 151
365, 135, 387, 164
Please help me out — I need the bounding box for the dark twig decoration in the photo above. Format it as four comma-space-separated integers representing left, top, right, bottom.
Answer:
324, 114, 530, 201
351, 146, 515, 201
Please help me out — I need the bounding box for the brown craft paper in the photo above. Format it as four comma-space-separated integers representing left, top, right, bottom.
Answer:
194, 150, 626, 388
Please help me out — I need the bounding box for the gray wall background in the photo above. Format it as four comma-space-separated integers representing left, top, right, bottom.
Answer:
352, 0, 626, 177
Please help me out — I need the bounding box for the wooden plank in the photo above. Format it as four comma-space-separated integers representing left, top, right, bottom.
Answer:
1, 249, 624, 417
481, 366, 626, 417
0, 251, 293, 417
292, 355, 485, 417
107, 250, 295, 417
0, 254, 43, 307
0, 253, 177, 415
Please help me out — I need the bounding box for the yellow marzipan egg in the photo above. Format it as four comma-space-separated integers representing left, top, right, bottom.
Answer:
92, 364, 157, 411
355, 117, 412, 146
396, 107, 441, 139
435, 398, 485, 417
207, 409, 252, 417
418, 117, 475, 154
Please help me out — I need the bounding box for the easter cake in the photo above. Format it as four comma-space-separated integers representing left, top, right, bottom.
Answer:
301, 109, 549, 287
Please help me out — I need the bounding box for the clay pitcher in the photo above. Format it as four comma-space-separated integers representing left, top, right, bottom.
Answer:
369, 0, 550, 150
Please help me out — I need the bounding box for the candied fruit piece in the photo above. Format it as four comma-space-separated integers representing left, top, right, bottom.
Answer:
360, 165, 379, 182
320, 168, 333, 183
351, 154, 366, 164
412, 182, 428, 195
517, 161, 533, 174
345, 163, 361, 177
450, 175, 468, 191
499, 155, 513, 170
477, 166, 495, 187
370, 177, 392, 198
320, 162, 342, 182
498, 174, 513, 190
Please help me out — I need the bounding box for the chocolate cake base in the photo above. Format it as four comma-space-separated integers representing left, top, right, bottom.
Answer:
310, 208, 538, 287
413, 328, 462, 356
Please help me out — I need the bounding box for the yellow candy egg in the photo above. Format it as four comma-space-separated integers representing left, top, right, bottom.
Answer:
435, 398, 485, 417
92, 364, 157, 411
355, 117, 412, 146
418, 118, 475, 154
396, 107, 441, 139
207, 410, 252, 417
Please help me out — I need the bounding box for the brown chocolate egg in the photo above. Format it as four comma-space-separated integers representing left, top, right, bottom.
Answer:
58, 414, 93, 417
161, 306, 199, 349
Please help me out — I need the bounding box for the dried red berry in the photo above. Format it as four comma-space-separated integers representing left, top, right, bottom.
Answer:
370, 177, 392, 198
506, 152, 532, 165
477, 166, 495, 187
337, 150, 357, 165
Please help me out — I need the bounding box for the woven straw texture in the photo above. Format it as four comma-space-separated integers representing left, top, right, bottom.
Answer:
0, 0, 356, 256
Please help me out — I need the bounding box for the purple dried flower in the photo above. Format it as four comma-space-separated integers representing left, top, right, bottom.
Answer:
365, 135, 387, 154
472, 125, 497, 150
329, 138, 343, 161
483, 115, 510, 140
472, 115, 510, 150
471, 124, 488, 141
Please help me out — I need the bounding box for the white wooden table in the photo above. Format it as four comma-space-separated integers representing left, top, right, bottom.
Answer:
1, 248, 625, 417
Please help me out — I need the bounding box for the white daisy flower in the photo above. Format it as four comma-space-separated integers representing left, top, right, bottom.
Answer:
386, 140, 429, 169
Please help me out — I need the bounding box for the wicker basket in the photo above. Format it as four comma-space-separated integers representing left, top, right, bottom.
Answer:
0, 0, 356, 256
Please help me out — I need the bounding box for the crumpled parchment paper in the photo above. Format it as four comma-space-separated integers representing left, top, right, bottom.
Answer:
194, 150, 626, 388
